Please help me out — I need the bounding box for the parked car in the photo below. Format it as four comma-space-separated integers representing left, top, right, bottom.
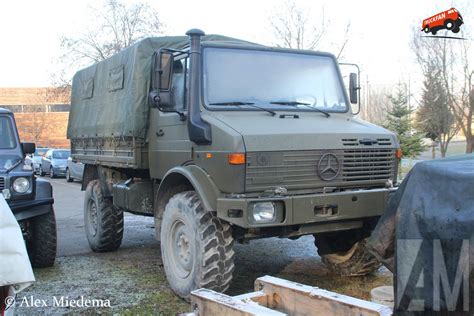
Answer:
25, 147, 49, 174
65, 157, 84, 182
40, 149, 70, 178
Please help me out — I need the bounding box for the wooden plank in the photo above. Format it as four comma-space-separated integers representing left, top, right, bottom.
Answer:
191, 288, 286, 316
233, 291, 268, 306
255, 276, 392, 316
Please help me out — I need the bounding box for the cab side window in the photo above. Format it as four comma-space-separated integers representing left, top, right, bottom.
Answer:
170, 58, 188, 111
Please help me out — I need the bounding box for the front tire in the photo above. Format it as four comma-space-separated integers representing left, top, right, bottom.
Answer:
314, 231, 381, 276
445, 20, 454, 30
160, 191, 235, 300
84, 180, 123, 252
27, 208, 57, 268
66, 168, 73, 182
39, 165, 45, 176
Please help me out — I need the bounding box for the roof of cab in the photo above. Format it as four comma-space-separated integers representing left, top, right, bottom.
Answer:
0, 107, 13, 114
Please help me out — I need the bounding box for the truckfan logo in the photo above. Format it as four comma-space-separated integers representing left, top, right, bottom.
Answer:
421, 8, 464, 35
318, 153, 340, 181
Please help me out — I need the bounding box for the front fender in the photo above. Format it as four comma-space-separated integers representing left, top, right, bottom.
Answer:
158, 165, 221, 212
10, 178, 54, 220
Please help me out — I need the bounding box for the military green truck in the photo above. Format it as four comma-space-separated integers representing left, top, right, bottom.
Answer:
68, 29, 399, 299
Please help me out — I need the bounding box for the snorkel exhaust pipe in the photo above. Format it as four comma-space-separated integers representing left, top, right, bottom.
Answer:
186, 28, 212, 145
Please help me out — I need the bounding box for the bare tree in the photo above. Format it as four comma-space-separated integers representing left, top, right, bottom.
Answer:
269, 0, 327, 50
58, 0, 164, 83
359, 84, 396, 125
412, 27, 474, 153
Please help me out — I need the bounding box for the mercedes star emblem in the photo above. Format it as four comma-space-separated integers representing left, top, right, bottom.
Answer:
317, 153, 340, 181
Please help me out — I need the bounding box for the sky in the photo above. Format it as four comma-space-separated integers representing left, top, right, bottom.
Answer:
0, 0, 470, 89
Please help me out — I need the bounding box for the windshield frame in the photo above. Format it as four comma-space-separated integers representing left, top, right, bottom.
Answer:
200, 43, 351, 114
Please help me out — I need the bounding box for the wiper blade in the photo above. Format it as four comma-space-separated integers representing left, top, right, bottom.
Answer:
270, 101, 330, 118
210, 101, 276, 116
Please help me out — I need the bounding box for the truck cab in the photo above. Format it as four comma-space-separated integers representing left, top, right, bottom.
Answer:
0, 108, 56, 267
68, 30, 399, 299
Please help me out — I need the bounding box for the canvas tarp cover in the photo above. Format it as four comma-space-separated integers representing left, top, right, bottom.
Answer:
67, 35, 253, 140
367, 154, 474, 312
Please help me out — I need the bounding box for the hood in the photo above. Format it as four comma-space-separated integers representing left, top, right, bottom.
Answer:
210, 112, 397, 151
52, 158, 68, 166
0, 155, 23, 172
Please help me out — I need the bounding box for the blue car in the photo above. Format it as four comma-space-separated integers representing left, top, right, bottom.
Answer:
40, 149, 70, 178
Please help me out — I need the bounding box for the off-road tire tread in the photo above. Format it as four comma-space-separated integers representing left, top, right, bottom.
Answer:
29, 209, 57, 268
318, 238, 381, 276
85, 180, 123, 252
166, 191, 234, 299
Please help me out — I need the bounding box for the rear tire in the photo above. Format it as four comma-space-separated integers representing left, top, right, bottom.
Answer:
160, 191, 235, 300
27, 207, 57, 268
66, 168, 73, 182
84, 180, 123, 252
314, 231, 381, 276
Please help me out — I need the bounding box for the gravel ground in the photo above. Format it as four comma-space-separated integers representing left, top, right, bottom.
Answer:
12, 178, 392, 315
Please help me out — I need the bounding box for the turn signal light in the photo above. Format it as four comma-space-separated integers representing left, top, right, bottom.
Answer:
395, 149, 403, 159
228, 153, 246, 165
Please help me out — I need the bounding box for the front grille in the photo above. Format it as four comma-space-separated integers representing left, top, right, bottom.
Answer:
0, 177, 5, 191
246, 149, 397, 192
342, 149, 395, 182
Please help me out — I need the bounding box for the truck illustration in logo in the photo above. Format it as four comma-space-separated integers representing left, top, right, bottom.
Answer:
422, 8, 463, 35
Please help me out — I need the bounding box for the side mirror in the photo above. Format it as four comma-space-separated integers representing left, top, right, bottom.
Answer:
154, 51, 174, 91
21, 142, 36, 155
349, 73, 359, 104
150, 51, 174, 109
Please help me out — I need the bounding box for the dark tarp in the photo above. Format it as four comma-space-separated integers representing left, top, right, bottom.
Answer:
67, 35, 257, 140
367, 154, 474, 312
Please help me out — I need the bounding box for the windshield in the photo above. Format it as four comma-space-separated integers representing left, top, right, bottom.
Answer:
53, 150, 70, 159
34, 148, 49, 157
0, 116, 17, 149
203, 48, 348, 112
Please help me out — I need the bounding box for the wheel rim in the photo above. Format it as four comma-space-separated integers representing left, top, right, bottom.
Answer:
87, 199, 98, 236
168, 219, 194, 279
66, 169, 70, 180
447, 22, 453, 29
50, 168, 53, 177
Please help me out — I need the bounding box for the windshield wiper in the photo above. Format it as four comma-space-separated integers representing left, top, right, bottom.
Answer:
270, 101, 330, 118
210, 101, 276, 116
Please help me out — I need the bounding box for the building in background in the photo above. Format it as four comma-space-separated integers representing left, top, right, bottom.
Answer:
0, 87, 71, 148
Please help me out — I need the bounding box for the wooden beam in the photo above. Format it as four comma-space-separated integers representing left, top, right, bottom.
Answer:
191, 288, 285, 316
254, 276, 392, 316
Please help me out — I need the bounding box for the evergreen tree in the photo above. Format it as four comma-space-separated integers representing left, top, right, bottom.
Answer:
385, 85, 426, 159
416, 66, 456, 157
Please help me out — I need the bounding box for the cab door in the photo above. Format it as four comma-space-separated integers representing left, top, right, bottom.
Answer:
148, 56, 192, 179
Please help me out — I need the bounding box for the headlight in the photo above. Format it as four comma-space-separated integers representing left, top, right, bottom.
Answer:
13, 177, 30, 193
251, 202, 276, 223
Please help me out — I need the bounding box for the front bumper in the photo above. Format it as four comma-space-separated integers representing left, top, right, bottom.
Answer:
217, 188, 395, 228
52, 166, 67, 176
9, 196, 54, 221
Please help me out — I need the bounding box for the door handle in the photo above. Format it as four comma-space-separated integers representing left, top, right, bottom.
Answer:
156, 129, 164, 137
